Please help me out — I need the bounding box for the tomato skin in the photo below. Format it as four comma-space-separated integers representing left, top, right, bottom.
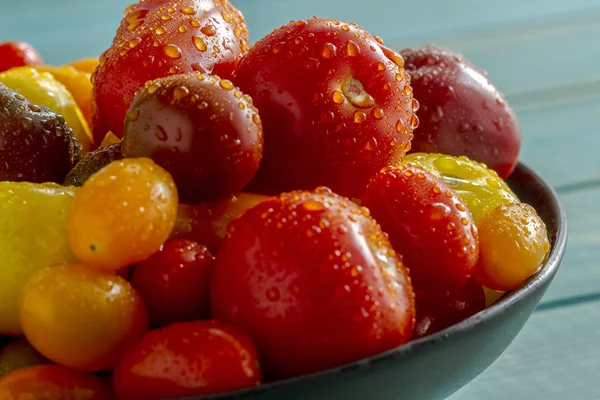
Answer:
413, 279, 485, 339
19, 264, 148, 372
210, 187, 415, 380
93, 0, 249, 138
233, 17, 418, 199
111, 320, 262, 400
0, 41, 43, 73
361, 164, 479, 291
131, 239, 215, 327
401, 45, 521, 179
0, 365, 115, 400
121, 73, 263, 204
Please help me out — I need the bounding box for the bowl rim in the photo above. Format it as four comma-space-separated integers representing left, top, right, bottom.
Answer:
189, 161, 568, 400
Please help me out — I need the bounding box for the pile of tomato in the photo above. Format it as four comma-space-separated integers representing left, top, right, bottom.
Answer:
0, 0, 551, 399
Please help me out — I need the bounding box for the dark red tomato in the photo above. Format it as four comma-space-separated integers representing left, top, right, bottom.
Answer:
413, 279, 485, 339
121, 73, 263, 203
233, 17, 419, 199
401, 45, 521, 179
92, 0, 249, 138
0, 41, 43, 73
111, 320, 262, 400
361, 163, 479, 291
131, 239, 215, 327
210, 187, 415, 380
0, 365, 115, 400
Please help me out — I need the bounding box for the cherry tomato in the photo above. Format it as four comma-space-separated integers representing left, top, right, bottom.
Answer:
403, 152, 519, 222
401, 45, 521, 179
361, 163, 479, 291
19, 264, 148, 371
0, 82, 82, 183
68, 158, 178, 271
0, 41, 43, 73
64, 143, 122, 187
0, 365, 115, 400
121, 73, 263, 203
0, 338, 47, 378
131, 239, 215, 327
171, 192, 268, 253
211, 187, 415, 379
413, 279, 485, 339
68, 57, 99, 74
112, 320, 262, 400
233, 17, 418, 199
92, 0, 249, 138
475, 203, 550, 291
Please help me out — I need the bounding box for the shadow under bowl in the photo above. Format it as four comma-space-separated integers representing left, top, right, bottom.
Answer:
187, 162, 568, 400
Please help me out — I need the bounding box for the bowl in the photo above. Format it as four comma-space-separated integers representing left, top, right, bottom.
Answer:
186, 162, 567, 400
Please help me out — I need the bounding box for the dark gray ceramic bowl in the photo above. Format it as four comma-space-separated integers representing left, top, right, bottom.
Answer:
186, 162, 567, 400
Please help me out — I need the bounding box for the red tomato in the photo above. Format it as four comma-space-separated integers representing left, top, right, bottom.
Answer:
210, 187, 415, 380
361, 163, 479, 291
0, 41, 43, 73
401, 45, 521, 179
233, 17, 419, 199
131, 239, 215, 327
92, 0, 249, 138
112, 320, 262, 400
413, 279, 486, 339
0, 365, 115, 400
121, 73, 263, 203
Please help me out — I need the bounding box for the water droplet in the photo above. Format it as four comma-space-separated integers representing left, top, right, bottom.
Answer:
322, 42, 337, 59
377, 62, 386, 71
456, 203, 466, 212
126, 109, 139, 121
395, 73, 404, 82
365, 137, 377, 150
295, 20, 307, 28
167, 7, 175, 13
341, 24, 350, 31
238, 102, 245, 109
163, 44, 182, 59
190, 19, 201, 28
213, 45, 221, 54
372, 108, 384, 120
303, 199, 326, 211
461, 218, 469, 226
201, 24, 217, 36
197, 101, 209, 110
346, 40, 360, 56
178, 25, 187, 33
147, 82, 161, 94
272, 42, 284, 54
221, 11, 232, 22
493, 118, 504, 131
403, 85, 413, 96
396, 120, 404, 132
129, 37, 141, 48
332, 90, 345, 104
294, 36, 304, 45
119, 48, 128, 57
168, 66, 178, 74
156, 125, 168, 141
21, 117, 33, 130
173, 86, 190, 100
382, 46, 404, 67
374, 35, 384, 45
353, 110, 367, 124
193, 36, 207, 51
220, 80, 234, 90
410, 114, 419, 129
383, 83, 391, 91
161, 14, 172, 21
27, 104, 41, 113
252, 113, 261, 125
127, 19, 144, 31
181, 5, 195, 15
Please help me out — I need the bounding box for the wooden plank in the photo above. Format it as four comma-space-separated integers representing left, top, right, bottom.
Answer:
450, 300, 600, 400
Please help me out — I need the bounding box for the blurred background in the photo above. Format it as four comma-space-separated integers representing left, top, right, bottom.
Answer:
1, 0, 599, 399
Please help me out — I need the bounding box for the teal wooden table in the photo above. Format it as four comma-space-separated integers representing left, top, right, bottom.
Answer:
1, 0, 598, 398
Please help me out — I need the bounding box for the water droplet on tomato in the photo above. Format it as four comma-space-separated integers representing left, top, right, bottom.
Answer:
126, 109, 139, 121
219, 80, 234, 90
178, 25, 187, 33
346, 40, 360, 56
322, 42, 337, 59
129, 37, 141, 48
353, 111, 367, 124
163, 44, 182, 59
181, 5, 195, 15
201, 24, 217, 36
173, 86, 190, 100
332, 90, 345, 104
193, 36, 207, 51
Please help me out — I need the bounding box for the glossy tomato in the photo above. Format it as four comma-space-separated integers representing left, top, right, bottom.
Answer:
112, 320, 262, 400
131, 239, 215, 327
0, 41, 43, 73
233, 17, 419, 199
211, 187, 415, 379
92, 0, 249, 138
0, 365, 115, 399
